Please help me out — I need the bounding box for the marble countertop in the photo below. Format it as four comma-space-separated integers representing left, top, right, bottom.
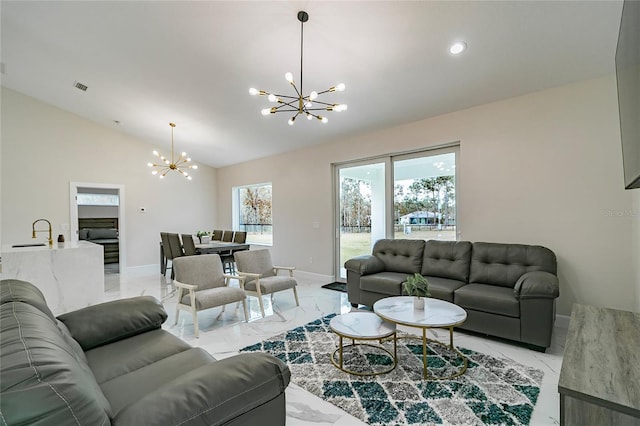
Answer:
2, 240, 99, 253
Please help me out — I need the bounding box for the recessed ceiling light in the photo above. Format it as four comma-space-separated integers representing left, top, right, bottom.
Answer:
449, 41, 467, 55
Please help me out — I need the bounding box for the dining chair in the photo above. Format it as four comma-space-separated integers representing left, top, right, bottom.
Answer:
173, 254, 248, 337
221, 230, 234, 242
181, 234, 198, 256
233, 231, 247, 244
212, 230, 223, 241
234, 249, 299, 318
160, 232, 174, 276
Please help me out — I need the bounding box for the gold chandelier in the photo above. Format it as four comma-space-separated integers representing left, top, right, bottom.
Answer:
249, 11, 347, 125
147, 123, 197, 180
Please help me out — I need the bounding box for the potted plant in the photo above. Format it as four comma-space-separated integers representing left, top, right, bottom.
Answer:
403, 273, 430, 310
196, 231, 211, 244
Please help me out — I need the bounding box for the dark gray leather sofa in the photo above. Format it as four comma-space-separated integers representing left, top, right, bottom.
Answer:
345, 239, 559, 350
0, 279, 291, 425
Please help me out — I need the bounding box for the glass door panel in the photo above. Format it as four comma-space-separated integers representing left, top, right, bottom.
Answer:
337, 162, 386, 280
393, 152, 456, 241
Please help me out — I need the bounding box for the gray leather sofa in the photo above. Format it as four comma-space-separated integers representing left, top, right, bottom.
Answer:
345, 239, 559, 350
0, 279, 291, 425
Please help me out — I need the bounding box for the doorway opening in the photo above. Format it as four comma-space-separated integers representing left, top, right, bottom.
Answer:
69, 182, 126, 275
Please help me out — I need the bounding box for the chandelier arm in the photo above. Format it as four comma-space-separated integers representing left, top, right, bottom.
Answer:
304, 107, 335, 112
271, 93, 299, 100
308, 100, 337, 107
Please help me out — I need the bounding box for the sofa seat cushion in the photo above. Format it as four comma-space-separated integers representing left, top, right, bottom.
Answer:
101, 347, 214, 416
454, 284, 520, 318
425, 276, 467, 303
86, 328, 192, 383
360, 272, 409, 296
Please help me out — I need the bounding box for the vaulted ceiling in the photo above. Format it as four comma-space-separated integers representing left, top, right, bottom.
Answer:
1, 1, 623, 168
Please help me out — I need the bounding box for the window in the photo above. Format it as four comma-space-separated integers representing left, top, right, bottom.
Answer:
76, 193, 119, 206
233, 183, 272, 245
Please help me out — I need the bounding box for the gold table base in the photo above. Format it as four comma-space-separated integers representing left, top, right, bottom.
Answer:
399, 326, 467, 380
330, 334, 397, 377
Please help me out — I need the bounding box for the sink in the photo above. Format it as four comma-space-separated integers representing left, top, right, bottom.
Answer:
11, 243, 46, 248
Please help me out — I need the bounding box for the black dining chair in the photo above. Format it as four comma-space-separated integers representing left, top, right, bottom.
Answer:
222, 230, 234, 242
160, 232, 173, 276
233, 231, 247, 244
167, 233, 184, 279
212, 230, 223, 241
181, 234, 198, 256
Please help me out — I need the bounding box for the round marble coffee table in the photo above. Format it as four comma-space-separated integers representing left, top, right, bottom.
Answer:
329, 312, 397, 376
373, 296, 468, 380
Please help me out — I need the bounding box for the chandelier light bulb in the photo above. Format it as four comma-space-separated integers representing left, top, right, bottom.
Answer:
336, 83, 345, 91
152, 170, 158, 175
249, 88, 259, 95
309, 91, 318, 100
268, 93, 277, 102
288, 116, 296, 126
261, 108, 271, 116
285, 72, 294, 83
449, 41, 467, 55
153, 150, 159, 156
159, 175, 165, 179
307, 114, 313, 120
191, 165, 198, 169
147, 162, 153, 167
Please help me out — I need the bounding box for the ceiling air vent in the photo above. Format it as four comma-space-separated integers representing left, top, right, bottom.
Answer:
73, 81, 88, 92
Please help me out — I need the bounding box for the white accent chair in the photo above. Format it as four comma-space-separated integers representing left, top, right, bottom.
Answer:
173, 254, 247, 337
234, 249, 299, 318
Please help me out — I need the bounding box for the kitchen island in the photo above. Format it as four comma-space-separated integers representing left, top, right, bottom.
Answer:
1, 241, 104, 315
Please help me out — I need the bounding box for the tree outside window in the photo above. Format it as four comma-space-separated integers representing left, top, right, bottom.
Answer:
236, 183, 272, 245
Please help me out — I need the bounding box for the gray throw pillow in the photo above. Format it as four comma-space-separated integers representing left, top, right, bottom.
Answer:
88, 228, 118, 239
79, 229, 89, 240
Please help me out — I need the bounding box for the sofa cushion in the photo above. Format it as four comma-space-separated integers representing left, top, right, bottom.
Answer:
360, 272, 411, 296
469, 242, 557, 288
421, 240, 472, 282
0, 279, 56, 322
454, 283, 520, 318
372, 239, 425, 274
86, 328, 193, 384
425, 276, 467, 302
100, 347, 214, 415
88, 228, 118, 240
58, 295, 168, 351
0, 302, 112, 425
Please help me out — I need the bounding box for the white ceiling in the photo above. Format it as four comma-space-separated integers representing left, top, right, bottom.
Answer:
1, 1, 623, 169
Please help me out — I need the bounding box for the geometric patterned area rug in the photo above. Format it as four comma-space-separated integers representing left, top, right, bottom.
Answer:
240, 313, 543, 426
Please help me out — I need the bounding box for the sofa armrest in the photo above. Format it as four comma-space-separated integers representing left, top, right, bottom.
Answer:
514, 271, 559, 299
112, 352, 290, 426
344, 255, 385, 276
57, 296, 167, 351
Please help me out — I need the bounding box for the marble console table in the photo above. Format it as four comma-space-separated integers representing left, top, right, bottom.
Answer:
558, 304, 640, 425
1, 241, 104, 315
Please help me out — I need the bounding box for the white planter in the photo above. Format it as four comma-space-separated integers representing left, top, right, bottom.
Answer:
413, 296, 425, 310
201, 235, 211, 244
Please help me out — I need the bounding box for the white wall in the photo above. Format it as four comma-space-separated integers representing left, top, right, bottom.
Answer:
216, 75, 636, 316
1, 87, 218, 268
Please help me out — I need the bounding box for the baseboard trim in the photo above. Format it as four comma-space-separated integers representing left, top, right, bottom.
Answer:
294, 270, 334, 284
555, 313, 570, 329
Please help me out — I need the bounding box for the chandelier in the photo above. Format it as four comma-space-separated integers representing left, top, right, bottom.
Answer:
249, 11, 347, 125
147, 123, 198, 180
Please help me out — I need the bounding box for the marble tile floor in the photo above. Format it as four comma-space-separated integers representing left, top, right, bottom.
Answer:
105, 271, 566, 426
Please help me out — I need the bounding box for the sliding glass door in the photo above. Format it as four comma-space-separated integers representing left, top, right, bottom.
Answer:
334, 146, 457, 280
336, 160, 387, 280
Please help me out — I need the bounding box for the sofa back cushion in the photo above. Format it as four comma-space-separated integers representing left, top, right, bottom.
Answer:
372, 239, 425, 274
0, 301, 112, 425
469, 242, 557, 288
421, 240, 472, 282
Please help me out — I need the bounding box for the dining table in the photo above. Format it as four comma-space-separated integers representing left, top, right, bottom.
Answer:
160, 241, 250, 274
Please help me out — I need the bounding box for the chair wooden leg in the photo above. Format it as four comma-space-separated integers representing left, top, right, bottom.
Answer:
191, 307, 199, 338
221, 304, 226, 313
242, 298, 249, 322
257, 295, 265, 318
174, 307, 180, 325
293, 286, 300, 306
